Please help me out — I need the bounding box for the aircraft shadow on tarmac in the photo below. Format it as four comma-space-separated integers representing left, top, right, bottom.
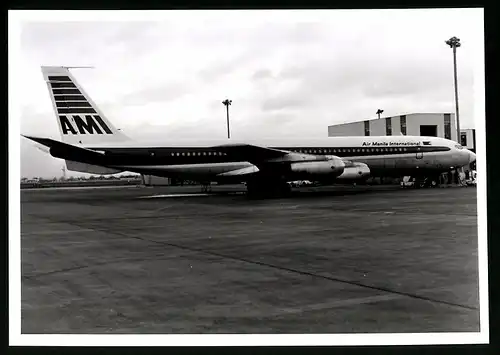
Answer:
21, 185, 407, 204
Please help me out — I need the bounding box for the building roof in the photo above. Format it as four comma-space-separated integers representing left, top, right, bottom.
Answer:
328, 112, 455, 127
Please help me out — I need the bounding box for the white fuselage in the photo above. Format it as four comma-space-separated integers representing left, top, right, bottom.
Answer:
76, 135, 475, 180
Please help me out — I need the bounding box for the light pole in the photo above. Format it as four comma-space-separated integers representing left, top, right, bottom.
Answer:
222, 99, 232, 139
376, 109, 384, 120
445, 36, 461, 144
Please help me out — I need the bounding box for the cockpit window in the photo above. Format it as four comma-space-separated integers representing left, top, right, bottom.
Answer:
455, 144, 464, 150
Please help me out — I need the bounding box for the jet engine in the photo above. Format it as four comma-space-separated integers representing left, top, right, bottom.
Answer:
290, 156, 345, 177
336, 162, 371, 181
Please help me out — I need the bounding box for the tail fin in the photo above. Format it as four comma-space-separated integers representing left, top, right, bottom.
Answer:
41, 66, 131, 145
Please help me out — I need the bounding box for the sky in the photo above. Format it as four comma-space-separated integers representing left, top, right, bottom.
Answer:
12, 9, 484, 179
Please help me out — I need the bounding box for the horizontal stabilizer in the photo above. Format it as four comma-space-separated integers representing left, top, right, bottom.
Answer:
33, 142, 51, 154
22, 135, 106, 165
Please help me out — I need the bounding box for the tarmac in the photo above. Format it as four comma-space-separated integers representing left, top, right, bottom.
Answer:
20, 184, 480, 334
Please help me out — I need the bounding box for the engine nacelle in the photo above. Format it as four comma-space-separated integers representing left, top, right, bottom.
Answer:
336, 162, 371, 181
290, 157, 345, 177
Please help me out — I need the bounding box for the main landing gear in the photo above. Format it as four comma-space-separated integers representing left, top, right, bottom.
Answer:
200, 182, 212, 193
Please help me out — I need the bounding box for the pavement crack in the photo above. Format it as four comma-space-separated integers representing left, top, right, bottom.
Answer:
23, 254, 172, 280
41, 217, 478, 312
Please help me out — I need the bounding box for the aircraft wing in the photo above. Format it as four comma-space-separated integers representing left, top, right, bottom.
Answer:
213, 143, 289, 163
216, 165, 260, 177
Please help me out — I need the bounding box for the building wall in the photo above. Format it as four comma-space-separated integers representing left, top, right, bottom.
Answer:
328, 113, 458, 142
405, 113, 457, 141
327, 121, 365, 136
367, 118, 386, 136
142, 175, 172, 186
460, 128, 475, 151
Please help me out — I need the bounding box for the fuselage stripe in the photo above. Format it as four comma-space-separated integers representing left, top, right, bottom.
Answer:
86, 145, 450, 166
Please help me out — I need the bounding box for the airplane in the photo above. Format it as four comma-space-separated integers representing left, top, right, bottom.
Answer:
22, 66, 476, 196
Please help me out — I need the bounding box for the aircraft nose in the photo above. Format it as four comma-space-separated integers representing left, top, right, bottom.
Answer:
468, 150, 476, 164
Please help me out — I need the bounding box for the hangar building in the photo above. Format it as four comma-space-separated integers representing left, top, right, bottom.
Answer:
328, 113, 461, 141
328, 112, 476, 173
328, 112, 475, 152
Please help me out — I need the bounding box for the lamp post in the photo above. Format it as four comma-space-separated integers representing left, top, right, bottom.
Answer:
376, 109, 384, 120
445, 36, 461, 144
222, 99, 232, 139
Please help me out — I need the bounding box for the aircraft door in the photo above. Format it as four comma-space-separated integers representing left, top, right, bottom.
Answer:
416, 146, 423, 159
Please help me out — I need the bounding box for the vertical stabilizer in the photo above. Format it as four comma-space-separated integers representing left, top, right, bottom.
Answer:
41, 66, 131, 145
